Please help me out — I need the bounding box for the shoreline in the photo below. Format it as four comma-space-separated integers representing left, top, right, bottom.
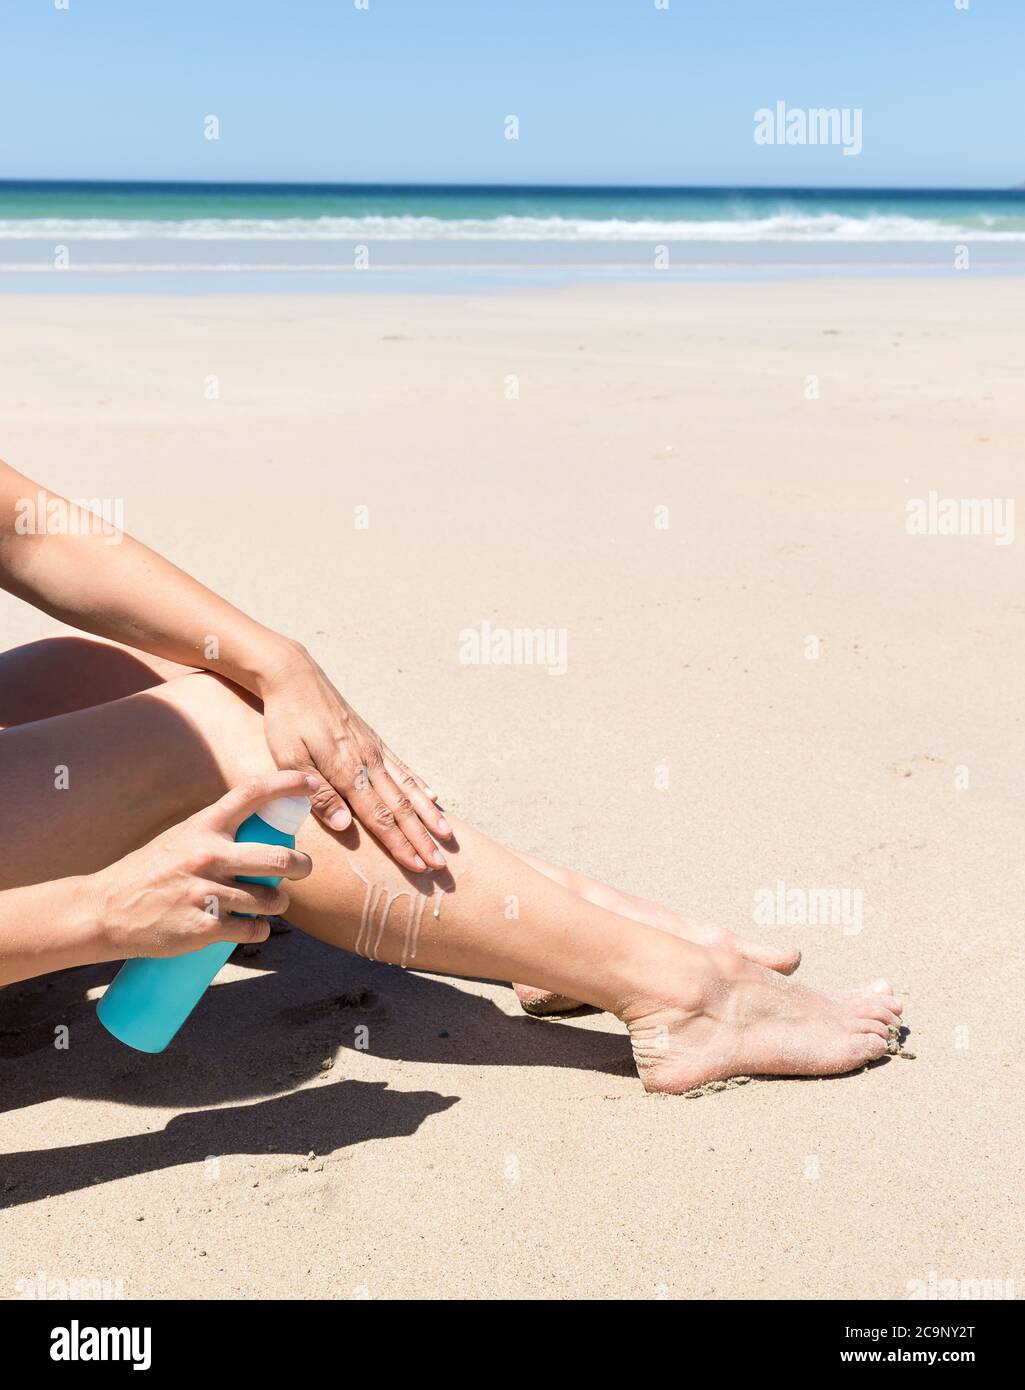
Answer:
3, 237, 1025, 295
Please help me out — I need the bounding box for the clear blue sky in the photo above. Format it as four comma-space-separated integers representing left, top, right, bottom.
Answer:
0, 0, 1020, 188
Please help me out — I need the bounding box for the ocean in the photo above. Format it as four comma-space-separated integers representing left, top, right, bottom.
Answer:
2, 182, 1023, 292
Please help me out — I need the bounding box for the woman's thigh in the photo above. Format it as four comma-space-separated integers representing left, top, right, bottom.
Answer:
0, 671, 271, 890
0, 635, 194, 730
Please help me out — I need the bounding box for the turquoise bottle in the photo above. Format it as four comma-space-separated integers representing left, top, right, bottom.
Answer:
97, 794, 311, 1053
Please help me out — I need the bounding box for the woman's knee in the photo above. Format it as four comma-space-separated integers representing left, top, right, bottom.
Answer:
149, 670, 273, 791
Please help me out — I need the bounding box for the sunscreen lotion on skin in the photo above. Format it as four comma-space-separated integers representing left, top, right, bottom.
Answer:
97, 795, 311, 1053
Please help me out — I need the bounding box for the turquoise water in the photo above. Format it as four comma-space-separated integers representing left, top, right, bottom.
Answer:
3, 182, 1023, 289
3, 181, 1024, 239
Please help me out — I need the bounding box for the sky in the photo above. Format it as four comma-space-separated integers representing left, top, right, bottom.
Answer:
0, 0, 1020, 189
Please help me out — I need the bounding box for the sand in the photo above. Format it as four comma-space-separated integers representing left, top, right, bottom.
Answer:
1, 277, 1023, 1300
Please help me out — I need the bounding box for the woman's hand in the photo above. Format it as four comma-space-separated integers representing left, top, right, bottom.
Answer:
90, 772, 316, 959
258, 643, 452, 873
0, 464, 449, 875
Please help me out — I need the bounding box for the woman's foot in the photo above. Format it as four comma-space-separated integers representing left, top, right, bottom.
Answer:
623, 953, 903, 1093
514, 914, 801, 1015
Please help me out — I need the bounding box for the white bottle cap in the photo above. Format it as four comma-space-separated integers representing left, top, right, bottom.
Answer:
257, 795, 312, 837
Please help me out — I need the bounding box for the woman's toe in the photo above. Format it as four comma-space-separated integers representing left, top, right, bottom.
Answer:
866, 978, 895, 997
855, 1033, 889, 1062
856, 1017, 891, 1041
860, 980, 904, 1016
862, 1002, 901, 1028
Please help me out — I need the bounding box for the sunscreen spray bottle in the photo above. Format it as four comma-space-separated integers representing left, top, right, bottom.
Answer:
97, 794, 311, 1053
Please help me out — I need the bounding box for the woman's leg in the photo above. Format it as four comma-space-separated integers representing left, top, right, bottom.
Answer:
0, 635, 193, 730
507, 848, 800, 1015
0, 667, 902, 1092
1, 638, 801, 1016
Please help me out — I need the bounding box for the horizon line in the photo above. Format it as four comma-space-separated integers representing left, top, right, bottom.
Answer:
0, 178, 1022, 196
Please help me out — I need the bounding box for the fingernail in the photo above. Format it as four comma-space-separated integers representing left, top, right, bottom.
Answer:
327, 810, 349, 831
304, 775, 320, 792
431, 849, 446, 869
413, 854, 427, 871
425, 787, 438, 799
437, 817, 452, 837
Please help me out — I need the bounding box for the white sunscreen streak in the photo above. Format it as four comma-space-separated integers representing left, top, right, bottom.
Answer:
349, 864, 441, 966
350, 864, 376, 957
401, 892, 427, 967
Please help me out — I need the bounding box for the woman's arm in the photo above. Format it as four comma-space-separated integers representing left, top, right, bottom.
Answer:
0, 462, 293, 695
0, 875, 109, 985
0, 460, 450, 872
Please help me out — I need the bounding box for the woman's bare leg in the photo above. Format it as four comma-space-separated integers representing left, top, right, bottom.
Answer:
507, 848, 801, 1015
1, 638, 800, 1019
0, 667, 902, 1092
0, 635, 194, 730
